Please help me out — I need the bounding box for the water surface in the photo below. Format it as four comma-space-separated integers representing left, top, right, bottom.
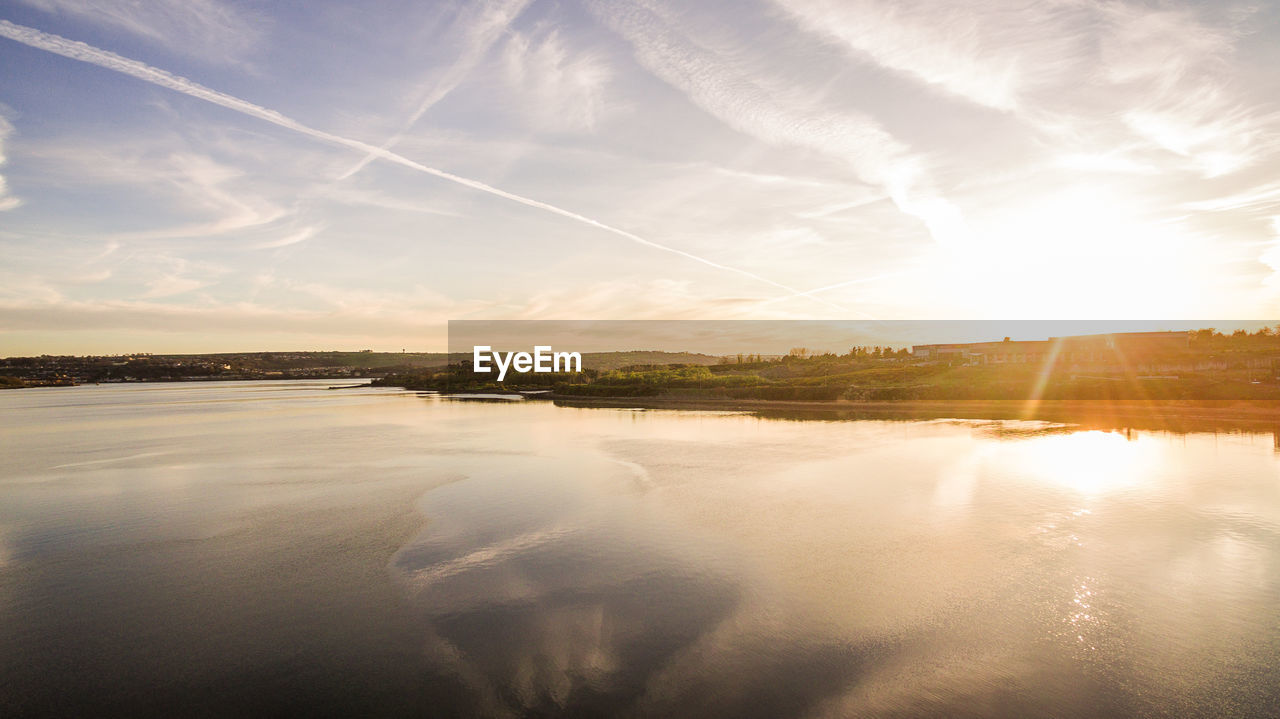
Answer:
2, 382, 1278, 717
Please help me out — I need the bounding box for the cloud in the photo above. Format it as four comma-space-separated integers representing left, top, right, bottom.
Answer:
1123, 97, 1261, 178
0, 115, 21, 211
303, 184, 460, 217
1185, 180, 1280, 214
771, 0, 1087, 112
15, 0, 262, 63
587, 0, 969, 246
134, 255, 226, 299
139, 274, 208, 299
1098, 4, 1235, 90
496, 278, 765, 319
774, 0, 1273, 180
0, 284, 465, 341
0, 19, 818, 300
502, 27, 612, 132
252, 226, 319, 250
1099, 3, 1267, 178
753, 268, 919, 311
1260, 216, 1280, 292
1052, 150, 1159, 176
0, 273, 64, 305
21, 138, 288, 239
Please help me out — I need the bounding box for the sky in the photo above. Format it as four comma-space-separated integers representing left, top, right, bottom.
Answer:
1, 0, 1279, 354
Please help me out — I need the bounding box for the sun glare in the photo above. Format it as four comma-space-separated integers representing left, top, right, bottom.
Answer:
934, 185, 1214, 317
1002, 430, 1160, 496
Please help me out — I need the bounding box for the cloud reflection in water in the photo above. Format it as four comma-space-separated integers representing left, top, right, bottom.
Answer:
389, 459, 884, 717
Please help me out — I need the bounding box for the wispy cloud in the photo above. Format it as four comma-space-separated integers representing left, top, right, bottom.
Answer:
0, 274, 471, 347
16, 0, 262, 63
135, 255, 225, 299
753, 268, 920, 310
588, 0, 969, 246
502, 27, 612, 132
0, 115, 20, 211
21, 138, 288, 239
1261, 216, 1280, 288
771, 0, 1087, 112
139, 275, 208, 299
775, 0, 1273, 180
487, 278, 772, 320
1185, 181, 1280, 215
0, 294, 456, 339
1099, 3, 1268, 178
302, 184, 460, 217
0, 19, 823, 303
1098, 4, 1235, 90
252, 225, 319, 250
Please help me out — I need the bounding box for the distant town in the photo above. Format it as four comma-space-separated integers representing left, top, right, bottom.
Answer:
0, 351, 446, 388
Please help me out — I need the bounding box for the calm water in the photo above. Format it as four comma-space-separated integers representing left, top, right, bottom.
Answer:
2, 381, 1279, 717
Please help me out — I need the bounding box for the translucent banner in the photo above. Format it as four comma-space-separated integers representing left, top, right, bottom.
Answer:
414, 320, 1280, 401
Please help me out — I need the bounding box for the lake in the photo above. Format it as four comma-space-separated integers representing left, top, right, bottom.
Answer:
2, 381, 1278, 717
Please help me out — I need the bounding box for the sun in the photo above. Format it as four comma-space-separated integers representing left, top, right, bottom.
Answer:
929, 184, 1220, 318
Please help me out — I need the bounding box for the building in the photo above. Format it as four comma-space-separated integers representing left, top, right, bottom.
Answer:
909, 342, 985, 363
1052, 331, 1190, 363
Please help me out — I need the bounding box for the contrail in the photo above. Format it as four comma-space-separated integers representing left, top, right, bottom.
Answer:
755, 269, 920, 312
335, 0, 533, 181
0, 19, 832, 305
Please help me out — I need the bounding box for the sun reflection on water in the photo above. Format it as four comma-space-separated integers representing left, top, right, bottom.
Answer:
1002, 429, 1163, 496
1055, 574, 1111, 660
1069, 578, 1099, 649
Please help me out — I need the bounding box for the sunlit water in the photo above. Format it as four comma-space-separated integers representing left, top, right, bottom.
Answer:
2, 381, 1278, 717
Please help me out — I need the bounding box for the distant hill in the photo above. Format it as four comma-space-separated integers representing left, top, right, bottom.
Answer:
579, 351, 723, 370
0, 351, 451, 385
188, 351, 449, 370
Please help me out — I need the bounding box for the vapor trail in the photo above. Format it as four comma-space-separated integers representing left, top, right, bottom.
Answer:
0, 19, 828, 303
335, 0, 533, 181
755, 269, 919, 312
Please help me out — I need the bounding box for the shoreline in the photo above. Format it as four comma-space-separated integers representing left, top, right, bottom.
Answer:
544, 396, 1280, 432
